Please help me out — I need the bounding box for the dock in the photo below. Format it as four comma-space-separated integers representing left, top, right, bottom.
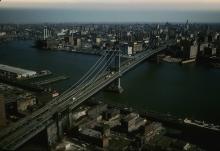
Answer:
32, 75, 69, 86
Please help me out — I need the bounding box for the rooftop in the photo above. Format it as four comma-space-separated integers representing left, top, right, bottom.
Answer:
0, 64, 36, 75
80, 128, 102, 138
124, 113, 139, 122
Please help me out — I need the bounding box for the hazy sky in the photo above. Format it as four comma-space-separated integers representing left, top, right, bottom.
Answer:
1, 0, 220, 10
0, 0, 220, 23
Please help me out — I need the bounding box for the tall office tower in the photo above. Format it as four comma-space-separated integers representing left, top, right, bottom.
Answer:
0, 94, 7, 127
44, 26, 48, 40
186, 20, 189, 31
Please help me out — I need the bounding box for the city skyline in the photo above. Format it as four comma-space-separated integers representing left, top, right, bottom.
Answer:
0, 22, 220, 151
0, 2, 220, 150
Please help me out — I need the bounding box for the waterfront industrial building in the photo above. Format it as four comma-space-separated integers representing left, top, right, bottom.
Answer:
0, 64, 36, 79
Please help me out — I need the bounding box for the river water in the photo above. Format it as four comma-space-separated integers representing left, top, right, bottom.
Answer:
0, 40, 220, 124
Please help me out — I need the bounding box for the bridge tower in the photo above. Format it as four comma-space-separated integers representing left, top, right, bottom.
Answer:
116, 48, 124, 93
106, 48, 124, 93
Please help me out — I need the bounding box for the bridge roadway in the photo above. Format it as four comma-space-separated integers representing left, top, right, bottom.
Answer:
0, 41, 174, 150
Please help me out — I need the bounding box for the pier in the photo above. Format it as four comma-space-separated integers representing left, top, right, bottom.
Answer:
32, 75, 69, 86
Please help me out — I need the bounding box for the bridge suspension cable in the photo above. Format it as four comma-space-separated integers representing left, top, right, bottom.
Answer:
51, 50, 115, 107
73, 50, 116, 94
59, 51, 108, 94
57, 50, 117, 103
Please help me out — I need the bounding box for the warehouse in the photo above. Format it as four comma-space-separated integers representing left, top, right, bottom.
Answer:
0, 64, 36, 79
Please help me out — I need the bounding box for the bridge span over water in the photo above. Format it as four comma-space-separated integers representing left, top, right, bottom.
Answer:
0, 41, 175, 150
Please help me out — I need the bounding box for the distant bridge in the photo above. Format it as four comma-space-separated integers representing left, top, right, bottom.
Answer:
0, 40, 175, 150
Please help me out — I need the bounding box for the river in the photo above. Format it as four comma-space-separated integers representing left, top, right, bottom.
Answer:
0, 40, 220, 124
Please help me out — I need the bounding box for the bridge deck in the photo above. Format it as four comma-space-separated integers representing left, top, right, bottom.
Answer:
0, 41, 174, 150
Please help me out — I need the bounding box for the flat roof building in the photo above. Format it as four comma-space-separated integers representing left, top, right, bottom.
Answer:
80, 128, 102, 138
0, 64, 36, 79
78, 128, 110, 148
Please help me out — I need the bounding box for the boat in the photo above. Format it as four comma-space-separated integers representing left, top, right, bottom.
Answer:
184, 118, 220, 131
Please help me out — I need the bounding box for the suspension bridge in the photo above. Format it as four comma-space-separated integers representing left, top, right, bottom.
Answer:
0, 40, 174, 150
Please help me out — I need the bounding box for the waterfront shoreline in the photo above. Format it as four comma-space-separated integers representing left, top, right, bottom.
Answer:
1, 40, 220, 125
